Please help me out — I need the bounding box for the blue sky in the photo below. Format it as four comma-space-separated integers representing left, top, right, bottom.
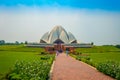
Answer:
0, 0, 120, 11
0, 0, 120, 45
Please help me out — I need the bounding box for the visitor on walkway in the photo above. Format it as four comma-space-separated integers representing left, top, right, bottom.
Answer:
56, 50, 59, 56
66, 48, 69, 56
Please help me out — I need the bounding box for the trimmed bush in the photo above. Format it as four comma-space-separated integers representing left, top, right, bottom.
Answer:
40, 52, 49, 55
75, 55, 96, 67
97, 61, 120, 80
76, 56, 90, 61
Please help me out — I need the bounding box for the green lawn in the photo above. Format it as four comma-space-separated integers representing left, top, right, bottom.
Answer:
0, 45, 45, 73
75, 45, 120, 53
85, 52, 120, 64
74, 45, 120, 64
0, 51, 41, 73
0, 45, 44, 52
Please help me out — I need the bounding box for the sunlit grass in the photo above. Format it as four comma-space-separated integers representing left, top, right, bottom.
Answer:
0, 45, 45, 73
85, 52, 120, 63
74, 45, 120, 64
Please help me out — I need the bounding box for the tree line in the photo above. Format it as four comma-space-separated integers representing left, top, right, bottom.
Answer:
0, 40, 28, 45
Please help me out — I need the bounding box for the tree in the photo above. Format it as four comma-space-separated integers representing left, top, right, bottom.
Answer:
116, 45, 120, 48
25, 41, 28, 44
20, 42, 24, 44
15, 41, 19, 45
0, 40, 5, 45
91, 42, 94, 45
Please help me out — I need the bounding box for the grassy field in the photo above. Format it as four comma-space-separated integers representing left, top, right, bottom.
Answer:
0, 45, 45, 73
75, 45, 120, 64
86, 52, 120, 64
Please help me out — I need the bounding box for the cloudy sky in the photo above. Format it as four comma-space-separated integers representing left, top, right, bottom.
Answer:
0, 0, 120, 45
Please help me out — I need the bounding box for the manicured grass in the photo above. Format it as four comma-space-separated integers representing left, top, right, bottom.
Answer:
75, 45, 120, 53
74, 45, 120, 64
0, 45, 44, 52
85, 52, 120, 64
0, 51, 41, 73
0, 45, 46, 73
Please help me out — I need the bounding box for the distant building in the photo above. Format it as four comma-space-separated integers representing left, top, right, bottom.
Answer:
27, 25, 92, 53
40, 25, 77, 44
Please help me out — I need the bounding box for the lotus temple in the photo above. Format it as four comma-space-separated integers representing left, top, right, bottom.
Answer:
27, 25, 92, 53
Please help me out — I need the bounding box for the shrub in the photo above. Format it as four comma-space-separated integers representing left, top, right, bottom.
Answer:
76, 56, 90, 61
76, 56, 82, 61
40, 56, 50, 60
116, 45, 120, 48
7, 55, 55, 80
40, 52, 49, 55
75, 55, 96, 67
74, 51, 82, 55
0, 73, 6, 80
97, 61, 120, 80
8, 73, 21, 80
70, 54, 76, 59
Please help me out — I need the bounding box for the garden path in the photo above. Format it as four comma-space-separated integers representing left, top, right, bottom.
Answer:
51, 53, 114, 80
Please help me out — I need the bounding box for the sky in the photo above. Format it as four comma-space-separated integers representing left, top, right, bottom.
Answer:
0, 0, 120, 45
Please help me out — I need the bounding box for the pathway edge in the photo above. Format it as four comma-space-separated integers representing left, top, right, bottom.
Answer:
49, 60, 55, 80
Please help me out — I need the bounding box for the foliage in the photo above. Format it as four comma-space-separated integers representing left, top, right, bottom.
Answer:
97, 61, 120, 80
76, 56, 88, 61
15, 41, 19, 45
40, 52, 49, 55
116, 45, 120, 48
0, 73, 6, 80
75, 55, 96, 67
74, 52, 82, 55
7, 55, 54, 80
91, 42, 94, 45
25, 41, 28, 44
0, 40, 5, 45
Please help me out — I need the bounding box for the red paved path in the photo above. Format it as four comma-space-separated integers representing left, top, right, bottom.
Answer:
52, 53, 114, 80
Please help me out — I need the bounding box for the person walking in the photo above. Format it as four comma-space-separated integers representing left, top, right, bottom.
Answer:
66, 48, 69, 56
56, 50, 59, 56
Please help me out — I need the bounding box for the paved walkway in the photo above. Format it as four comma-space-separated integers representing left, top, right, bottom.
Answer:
51, 53, 114, 80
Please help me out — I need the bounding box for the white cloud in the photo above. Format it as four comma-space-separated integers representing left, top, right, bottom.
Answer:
0, 6, 120, 45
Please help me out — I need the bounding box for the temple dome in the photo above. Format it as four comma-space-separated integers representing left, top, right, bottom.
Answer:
40, 25, 77, 44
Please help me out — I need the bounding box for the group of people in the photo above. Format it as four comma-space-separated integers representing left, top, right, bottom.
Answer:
56, 48, 69, 56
